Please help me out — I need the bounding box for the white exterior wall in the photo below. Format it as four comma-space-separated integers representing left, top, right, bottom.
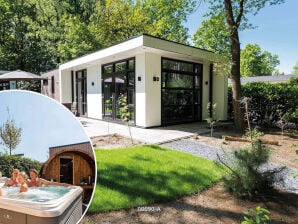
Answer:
144, 53, 161, 127
213, 73, 228, 120
135, 53, 146, 127
86, 65, 102, 119
60, 70, 72, 104
201, 61, 211, 120
58, 35, 227, 127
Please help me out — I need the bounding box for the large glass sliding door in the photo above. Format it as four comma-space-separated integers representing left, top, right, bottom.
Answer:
161, 58, 202, 125
102, 58, 135, 124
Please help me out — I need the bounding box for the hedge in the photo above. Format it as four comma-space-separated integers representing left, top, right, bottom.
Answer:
228, 78, 298, 127
0, 155, 42, 177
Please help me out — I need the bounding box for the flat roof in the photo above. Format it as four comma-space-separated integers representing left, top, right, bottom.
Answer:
60, 34, 222, 71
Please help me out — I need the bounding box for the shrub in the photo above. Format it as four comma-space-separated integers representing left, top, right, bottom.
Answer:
0, 155, 42, 177
206, 102, 218, 137
228, 80, 298, 127
242, 206, 270, 224
219, 140, 284, 198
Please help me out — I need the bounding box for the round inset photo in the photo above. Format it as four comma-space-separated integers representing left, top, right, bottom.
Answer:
0, 90, 96, 224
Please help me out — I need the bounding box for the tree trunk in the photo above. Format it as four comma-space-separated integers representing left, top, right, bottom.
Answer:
230, 38, 244, 131
224, 0, 245, 132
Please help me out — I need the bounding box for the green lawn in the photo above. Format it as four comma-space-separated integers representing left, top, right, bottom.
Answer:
88, 145, 224, 213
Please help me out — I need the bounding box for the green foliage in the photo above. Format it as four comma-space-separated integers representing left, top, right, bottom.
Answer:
240, 44, 280, 77
142, 0, 196, 43
221, 140, 283, 198
192, 12, 230, 57
117, 93, 133, 144
16, 80, 41, 93
90, 0, 148, 47
205, 0, 284, 131
91, 0, 196, 47
290, 144, 298, 178
244, 127, 264, 140
0, 115, 22, 155
1, 0, 197, 71
228, 81, 298, 125
206, 102, 218, 137
192, 12, 231, 76
242, 206, 270, 224
89, 145, 224, 212
118, 93, 130, 124
293, 61, 298, 75
0, 155, 42, 177
0, 0, 54, 73
57, 16, 100, 63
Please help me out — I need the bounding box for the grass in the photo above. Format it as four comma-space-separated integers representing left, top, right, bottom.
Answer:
88, 144, 225, 213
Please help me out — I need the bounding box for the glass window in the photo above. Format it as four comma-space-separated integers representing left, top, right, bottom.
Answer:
103, 65, 113, 74
102, 58, 135, 124
128, 72, 135, 87
161, 58, 202, 125
128, 59, 135, 70
162, 89, 193, 106
162, 59, 193, 72
115, 61, 126, 72
162, 72, 193, 89
43, 79, 48, 86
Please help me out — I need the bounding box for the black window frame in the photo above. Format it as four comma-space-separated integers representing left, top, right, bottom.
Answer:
102, 57, 136, 123
161, 57, 203, 126
51, 76, 55, 93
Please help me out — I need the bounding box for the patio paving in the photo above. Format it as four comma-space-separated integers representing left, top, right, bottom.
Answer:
78, 117, 214, 144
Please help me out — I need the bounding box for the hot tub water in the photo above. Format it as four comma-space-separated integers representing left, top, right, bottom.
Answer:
0, 185, 82, 224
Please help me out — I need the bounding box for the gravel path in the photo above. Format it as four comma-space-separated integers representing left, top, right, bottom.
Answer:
162, 139, 298, 194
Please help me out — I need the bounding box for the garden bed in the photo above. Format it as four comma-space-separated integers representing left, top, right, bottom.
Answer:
82, 128, 298, 223
192, 126, 298, 169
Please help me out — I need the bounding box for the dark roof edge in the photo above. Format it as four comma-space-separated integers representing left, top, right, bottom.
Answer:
49, 141, 91, 149
142, 33, 214, 54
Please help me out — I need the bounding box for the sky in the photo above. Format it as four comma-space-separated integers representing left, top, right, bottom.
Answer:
0, 90, 90, 162
185, 0, 298, 74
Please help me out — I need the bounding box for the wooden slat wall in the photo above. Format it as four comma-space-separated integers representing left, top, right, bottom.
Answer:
43, 152, 95, 186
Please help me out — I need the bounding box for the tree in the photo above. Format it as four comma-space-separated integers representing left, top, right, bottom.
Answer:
192, 12, 230, 57
192, 12, 231, 76
142, 0, 196, 43
118, 93, 133, 144
0, 114, 22, 155
240, 44, 279, 77
0, 0, 54, 74
90, 0, 150, 47
204, 0, 285, 131
57, 16, 100, 63
90, 0, 196, 47
293, 61, 298, 75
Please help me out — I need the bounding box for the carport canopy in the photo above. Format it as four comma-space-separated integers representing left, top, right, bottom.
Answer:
0, 70, 47, 81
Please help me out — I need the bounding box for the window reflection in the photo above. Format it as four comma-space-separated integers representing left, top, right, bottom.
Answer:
161, 58, 202, 125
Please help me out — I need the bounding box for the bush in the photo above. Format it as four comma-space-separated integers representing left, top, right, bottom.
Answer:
228, 79, 298, 127
242, 206, 270, 224
0, 155, 42, 177
220, 140, 284, 198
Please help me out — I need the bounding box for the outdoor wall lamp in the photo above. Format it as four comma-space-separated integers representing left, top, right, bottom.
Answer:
153, 76, 159, 82
91, 82, 95, 86
138, 76, 141, 81
205, 81, 208, 85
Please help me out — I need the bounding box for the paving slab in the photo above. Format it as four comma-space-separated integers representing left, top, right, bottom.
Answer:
78, 117, 212, 144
